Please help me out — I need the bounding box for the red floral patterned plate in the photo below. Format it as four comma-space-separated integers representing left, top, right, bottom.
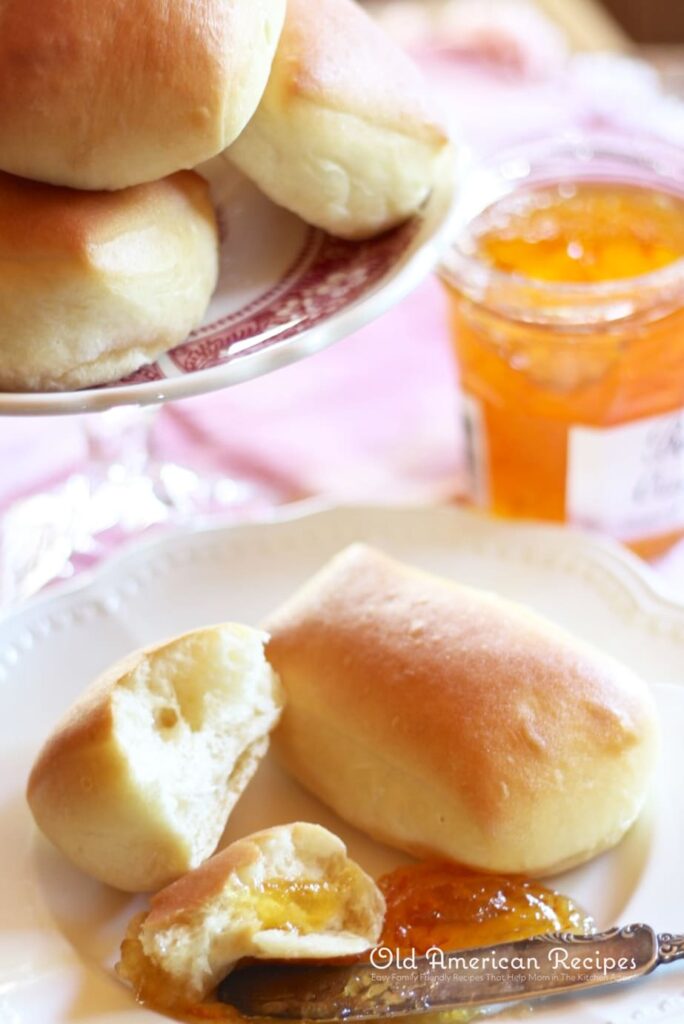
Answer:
1, 157, 457, 416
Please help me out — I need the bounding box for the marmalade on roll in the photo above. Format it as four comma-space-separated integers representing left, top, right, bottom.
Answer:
119, 873, 362, 1020
122, 862, 591, 1022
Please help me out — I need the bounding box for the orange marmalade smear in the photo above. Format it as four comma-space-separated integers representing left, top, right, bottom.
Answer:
119, 863, 592, 1022
118, 931, 244, 1023
378, 862, 593, 954
473, 182, 684, 283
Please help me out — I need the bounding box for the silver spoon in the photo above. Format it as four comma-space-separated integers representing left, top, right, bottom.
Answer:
219, 924, 684, 1020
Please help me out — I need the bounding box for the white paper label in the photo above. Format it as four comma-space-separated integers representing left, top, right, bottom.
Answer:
567, 408, 684, 541
461, 392, 489, 506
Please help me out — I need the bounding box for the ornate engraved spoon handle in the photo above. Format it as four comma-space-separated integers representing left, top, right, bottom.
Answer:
220, 923, 680, 1020
658, 934, 684, 964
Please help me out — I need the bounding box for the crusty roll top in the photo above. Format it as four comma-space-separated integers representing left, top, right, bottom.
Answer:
267, 0, 447, 147
0, 0, 286, 190
265, 544, 659, 876
0, 170, 214, 256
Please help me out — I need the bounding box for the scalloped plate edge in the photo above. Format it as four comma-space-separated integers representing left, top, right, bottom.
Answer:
1, 501, 683, 667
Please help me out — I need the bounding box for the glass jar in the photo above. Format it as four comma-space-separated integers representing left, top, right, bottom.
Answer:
440, 135, 684, 558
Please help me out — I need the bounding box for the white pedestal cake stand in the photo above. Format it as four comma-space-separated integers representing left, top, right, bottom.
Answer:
0, 159, 457, 607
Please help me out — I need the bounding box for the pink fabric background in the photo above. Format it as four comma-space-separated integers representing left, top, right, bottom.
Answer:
4, 8, 684, 596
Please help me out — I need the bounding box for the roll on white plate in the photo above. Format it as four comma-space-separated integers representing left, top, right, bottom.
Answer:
27, 624, 283, 890
266, 544, 660, 877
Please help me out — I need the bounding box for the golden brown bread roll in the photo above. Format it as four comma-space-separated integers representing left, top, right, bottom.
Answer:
117, 823, 385, 1007
226, 0, 451, 239
265, 544, 660, 876
27, 624, 283, 892
0, 171, 218, 392
0, 0, 286, 190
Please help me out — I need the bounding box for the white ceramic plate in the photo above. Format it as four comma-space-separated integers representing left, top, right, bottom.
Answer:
1, 503, 683, 1024
0, 160, 457, 417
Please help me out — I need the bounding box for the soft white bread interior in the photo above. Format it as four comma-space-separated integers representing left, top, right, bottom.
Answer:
117, 822, 385, 1007
266, 544, 660, 877
27, 625, 283, 892
0, 170, 218, 392
0, 0, 286, 190
226, 0, 451, 239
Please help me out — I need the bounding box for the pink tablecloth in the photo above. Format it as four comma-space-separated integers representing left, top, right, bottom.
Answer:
4, 18, 684, 599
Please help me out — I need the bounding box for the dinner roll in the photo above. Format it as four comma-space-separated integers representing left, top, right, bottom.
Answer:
117, 823, 385, 1007
27, 625, 283, 892
226, 0, 451, 239
0, 171, 218, 392
266, 544, 660, 877
0, 0, 286, 190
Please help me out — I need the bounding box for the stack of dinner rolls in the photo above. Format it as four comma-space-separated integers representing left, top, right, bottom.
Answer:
0, 0, 450, 393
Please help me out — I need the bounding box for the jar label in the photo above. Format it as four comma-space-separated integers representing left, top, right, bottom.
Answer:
461, 392, 489, 506
567, 409, 684, 541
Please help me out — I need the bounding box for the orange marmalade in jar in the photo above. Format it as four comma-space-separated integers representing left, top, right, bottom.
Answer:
440, 136, 684, 557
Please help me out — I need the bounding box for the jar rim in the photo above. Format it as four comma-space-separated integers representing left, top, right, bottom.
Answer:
438, 132, 684, 328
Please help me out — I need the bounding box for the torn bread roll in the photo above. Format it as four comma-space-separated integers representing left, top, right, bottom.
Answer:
27, 624, 283, 892
117, 822, 385, 1007
0, 0, 286, 190
226, 0, 451, 239
266, 544, 660, 877
0, 170, 218, 392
